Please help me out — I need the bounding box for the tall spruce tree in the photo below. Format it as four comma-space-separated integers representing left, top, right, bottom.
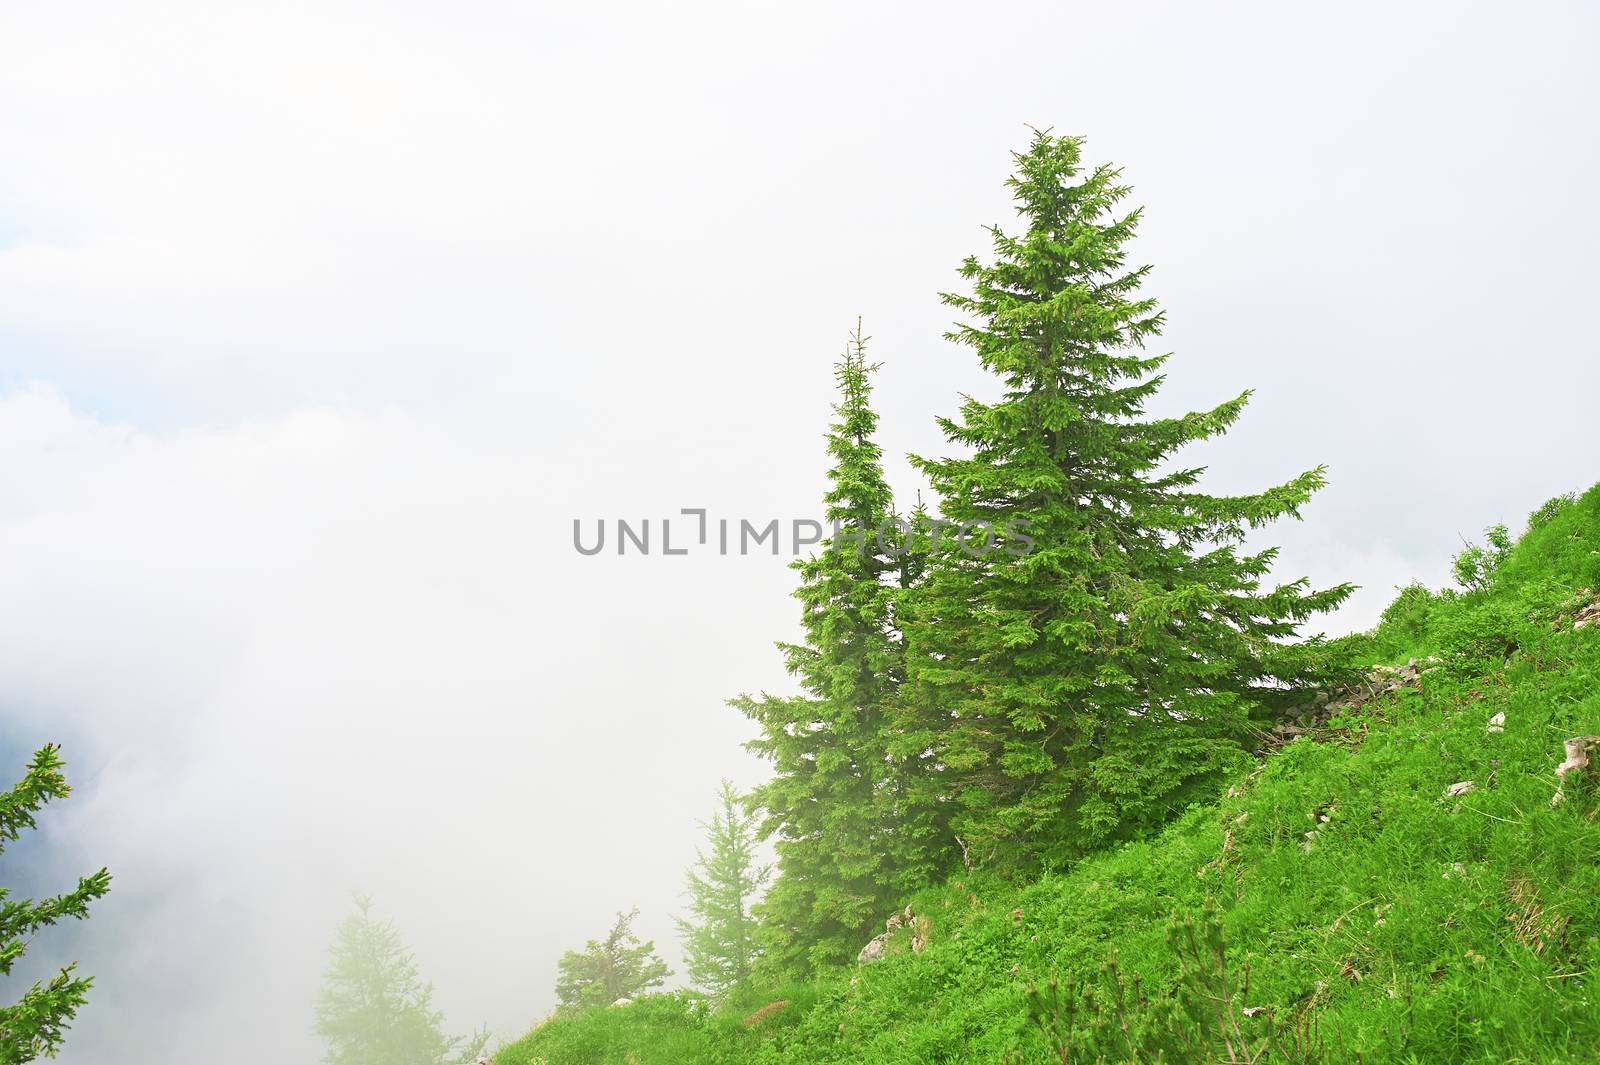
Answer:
0, 745, 111, 1064
734, 327, 934, 972
675, 781, 769, 1000
905, 132, 1352, 869
314, 895, 487, 1065
878, 495, 950, 891
553, 908, 670, 1009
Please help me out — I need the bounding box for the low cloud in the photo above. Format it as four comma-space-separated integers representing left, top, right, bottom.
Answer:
0, 387, 773, 1061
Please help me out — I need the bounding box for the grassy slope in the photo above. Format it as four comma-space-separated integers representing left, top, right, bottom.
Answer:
500, 485, 1600, 1065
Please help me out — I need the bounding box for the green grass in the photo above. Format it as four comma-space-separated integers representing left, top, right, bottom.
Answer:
499, 485, 1600, 1065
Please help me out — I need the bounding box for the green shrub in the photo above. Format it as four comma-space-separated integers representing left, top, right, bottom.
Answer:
1020, 902, 1335, 1064
1452, 524, 1513, 592
1373, 582, 1446, 657
1527, 492, 1576, 531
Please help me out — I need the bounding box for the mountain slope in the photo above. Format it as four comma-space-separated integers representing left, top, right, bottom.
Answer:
500, 484, 1600, 1065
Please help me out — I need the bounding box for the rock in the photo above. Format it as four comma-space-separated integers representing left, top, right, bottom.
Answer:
1551, 735, 1600, 807
1445, 780, 1476, 797
1486, 712, 1506, 733
857, 932, 889, 964
858, 905, 924, 964
1556, 736, 1600, 781
1271, 660, 1429, 742
1561, 594, 1600, 630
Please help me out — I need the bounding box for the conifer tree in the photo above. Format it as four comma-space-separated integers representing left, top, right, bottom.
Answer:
877, 496, 951, 891
675, 781, 769, 1000
734, 327, 935, 972
0, 745, 111, 1064
314, 895, 487, 1065
553, 908, 670, 1009
905, 132, 1352, 869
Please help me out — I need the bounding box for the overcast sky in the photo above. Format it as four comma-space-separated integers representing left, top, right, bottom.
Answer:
2, 2, 1597, 1061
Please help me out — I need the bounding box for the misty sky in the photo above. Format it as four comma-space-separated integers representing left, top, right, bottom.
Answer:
2, 2, 1597, 1061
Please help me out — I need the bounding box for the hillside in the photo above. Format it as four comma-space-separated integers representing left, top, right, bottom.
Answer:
499, 484, 1600, 1065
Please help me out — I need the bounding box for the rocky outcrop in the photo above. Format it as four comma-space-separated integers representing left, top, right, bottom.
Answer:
1265, 659, 1433, 744
1550, 589, 1600, 631
857, 931, 889, 964
857, 904, 930, 964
